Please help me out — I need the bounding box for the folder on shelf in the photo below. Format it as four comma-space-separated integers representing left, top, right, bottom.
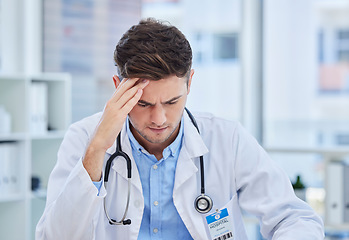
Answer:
0, 145, 4, 194
30, 82, 48, 134
326, 162, 344, 225
326, 161, 349, 224
0, 142, 18, 196
344, 164, 349, 223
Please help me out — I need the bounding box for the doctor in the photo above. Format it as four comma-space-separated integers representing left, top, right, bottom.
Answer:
36, 18, 324, 240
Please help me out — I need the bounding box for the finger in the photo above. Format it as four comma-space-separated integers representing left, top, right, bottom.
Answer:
111, 78, 142, 102
110, 77, 134, 97
120, 88, 144, 115
117, 77, 141, 91
115, 80, 149, 108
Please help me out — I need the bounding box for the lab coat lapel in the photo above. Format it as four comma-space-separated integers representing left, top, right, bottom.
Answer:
173, 111, 209, 192
106, 123, 143, 194
173, 111, 210, 239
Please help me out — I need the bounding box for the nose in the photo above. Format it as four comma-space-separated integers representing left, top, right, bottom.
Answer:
151, 105, 166, 126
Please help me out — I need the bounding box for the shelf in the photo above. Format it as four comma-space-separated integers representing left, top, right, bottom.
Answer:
31, 130, 66, 140
0, 74, 28, 81
0, 132, 28, 141
0, 193, 25, 203
0, 73, 71, 240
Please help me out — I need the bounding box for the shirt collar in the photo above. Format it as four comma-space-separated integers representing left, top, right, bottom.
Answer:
126, 116, 184, 160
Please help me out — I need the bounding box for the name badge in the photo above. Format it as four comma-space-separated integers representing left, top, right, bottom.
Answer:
205, 208, 234, 240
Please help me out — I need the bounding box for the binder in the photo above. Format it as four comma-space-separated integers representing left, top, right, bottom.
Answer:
0, 145, 3, 195
344, 164, 349, 223
31, 82, 48, 134
326, 162, 344, 225
0, 142, 19, 196
0, 143, 11, 195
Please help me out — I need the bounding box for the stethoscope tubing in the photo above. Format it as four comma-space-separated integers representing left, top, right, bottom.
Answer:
103, 108, 212, 225
104, 131, 132, 225
104, 179, 131, 225
184, 109, 206, 195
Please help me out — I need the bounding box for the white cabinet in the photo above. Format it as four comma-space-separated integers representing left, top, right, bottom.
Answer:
0, 73, 71, 240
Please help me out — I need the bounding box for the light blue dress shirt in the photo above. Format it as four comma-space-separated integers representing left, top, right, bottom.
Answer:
93, 119, 193, 239
126, 118, 193, 240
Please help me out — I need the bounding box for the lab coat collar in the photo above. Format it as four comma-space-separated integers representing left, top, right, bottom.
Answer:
182, 110, 209, 158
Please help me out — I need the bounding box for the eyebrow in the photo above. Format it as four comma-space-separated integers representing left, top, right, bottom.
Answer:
138, 95, 183, 106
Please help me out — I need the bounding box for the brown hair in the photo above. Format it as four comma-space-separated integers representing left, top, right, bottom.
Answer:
114, 18, 192, 81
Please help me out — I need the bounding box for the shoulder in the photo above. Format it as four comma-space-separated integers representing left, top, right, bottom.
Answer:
192, 111, 242, 136
65, 112, 103, 140
70, 112, 103, 129
190, 111, 257, 148
56, 112, 103, 162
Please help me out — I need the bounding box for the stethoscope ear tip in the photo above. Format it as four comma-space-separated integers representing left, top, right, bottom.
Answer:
109, 219, 132, 225
123, 219, 131, 225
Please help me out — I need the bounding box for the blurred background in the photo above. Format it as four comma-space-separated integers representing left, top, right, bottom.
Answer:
0, 0, 349, 239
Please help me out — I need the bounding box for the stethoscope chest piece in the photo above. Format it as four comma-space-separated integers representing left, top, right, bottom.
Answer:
185, 108, 214, 214
194, 194, 213, 214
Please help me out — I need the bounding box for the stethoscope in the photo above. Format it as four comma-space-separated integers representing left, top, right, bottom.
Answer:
103, 108, 213, 225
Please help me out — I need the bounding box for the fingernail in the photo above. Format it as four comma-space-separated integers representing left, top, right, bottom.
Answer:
142, 79, 148, 83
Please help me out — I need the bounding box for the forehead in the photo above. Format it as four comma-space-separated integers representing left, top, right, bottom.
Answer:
141, 75, 187, 100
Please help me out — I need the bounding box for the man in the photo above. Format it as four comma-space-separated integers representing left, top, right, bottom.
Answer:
36, 18, 324, 239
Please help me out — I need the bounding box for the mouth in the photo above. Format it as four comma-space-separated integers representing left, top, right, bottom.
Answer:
148, 127, 168, 134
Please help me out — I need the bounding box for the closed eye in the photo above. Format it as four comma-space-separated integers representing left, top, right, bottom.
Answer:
164, 95, 183, 105
167, 101, 178, 105
137, 100, 153, 107
138, 102, 149, 107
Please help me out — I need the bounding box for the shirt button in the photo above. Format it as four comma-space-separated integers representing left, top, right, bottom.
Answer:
153, 165, 158, 170
153, 201, 159, 206
153, 228, 158, 234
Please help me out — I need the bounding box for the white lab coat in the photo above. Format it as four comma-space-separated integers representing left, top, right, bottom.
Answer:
36, 111, 324, 240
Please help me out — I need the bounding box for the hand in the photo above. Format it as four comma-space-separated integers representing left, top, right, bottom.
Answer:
83, 76, 149, 181
93, 77, 149, 151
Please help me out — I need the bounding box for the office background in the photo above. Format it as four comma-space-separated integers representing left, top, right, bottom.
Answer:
0, 0, 349, 239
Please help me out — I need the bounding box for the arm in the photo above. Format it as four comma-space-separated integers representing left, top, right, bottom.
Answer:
35, 77, 148, 240
234, 123, 324, 240
83, 77, 148, 181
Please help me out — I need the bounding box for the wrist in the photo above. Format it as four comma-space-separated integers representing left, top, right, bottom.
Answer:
83, 142, 106, 182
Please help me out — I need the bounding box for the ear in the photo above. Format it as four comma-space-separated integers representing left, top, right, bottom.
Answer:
113, 75, 121, 88
187, 69, 194, 94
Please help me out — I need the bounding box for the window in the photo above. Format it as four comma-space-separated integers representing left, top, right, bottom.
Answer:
213, 33, 238, 61
43, 0, 141, 121
318, 28, 349, 94
142, 0, 243, 122
264, 0, 349, 192
337, 29, 349, 62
